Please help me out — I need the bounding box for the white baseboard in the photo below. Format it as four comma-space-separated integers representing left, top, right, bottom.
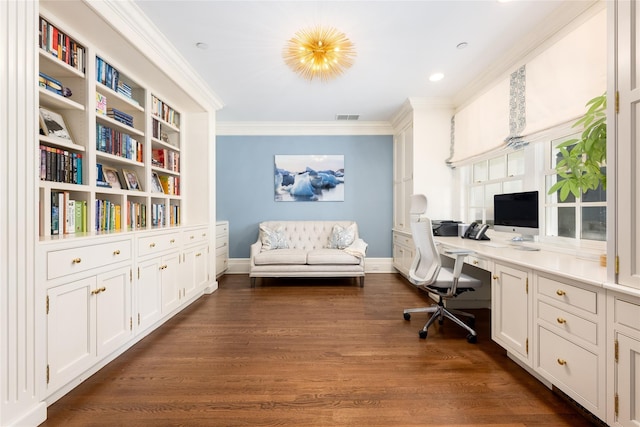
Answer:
227, 257, 395, 275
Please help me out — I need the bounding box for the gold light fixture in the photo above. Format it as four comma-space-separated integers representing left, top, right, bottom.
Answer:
283, 26, 356, 82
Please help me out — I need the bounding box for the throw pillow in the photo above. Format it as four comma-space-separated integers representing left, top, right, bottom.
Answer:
328, 223, 356, 249
259, 224, 290, 250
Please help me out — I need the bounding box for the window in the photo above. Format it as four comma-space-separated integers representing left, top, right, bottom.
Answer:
544, 134, 606, 242
467, 150, 525, 224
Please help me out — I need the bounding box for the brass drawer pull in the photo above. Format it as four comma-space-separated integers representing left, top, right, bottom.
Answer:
493, 275, 499, 280
170, 239, 175, 244
91, 286, 106, 295
196, 253, 202, 257
113, 249, 121, 255
149, 242, 156, 248
556, 290, 566, 296
556, 317, 567, 324
72, 258, 81, 264
557, 358, 567, 366
202, 233, 207, 237
473, 260, 479, 265
190, 235, 195, 239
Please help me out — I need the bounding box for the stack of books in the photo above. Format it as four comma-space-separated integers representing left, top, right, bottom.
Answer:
117, 81, 132, 99
39, 72, 63, 96
107, 108, 133, 127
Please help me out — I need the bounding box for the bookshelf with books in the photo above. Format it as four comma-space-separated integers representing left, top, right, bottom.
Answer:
3, 2, 220, 423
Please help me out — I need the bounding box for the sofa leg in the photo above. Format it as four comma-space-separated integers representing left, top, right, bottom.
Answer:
359, 276, 364, 287
250, 277, 256, 288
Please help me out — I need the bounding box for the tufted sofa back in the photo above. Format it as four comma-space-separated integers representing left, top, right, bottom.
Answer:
259, 220, 358, 252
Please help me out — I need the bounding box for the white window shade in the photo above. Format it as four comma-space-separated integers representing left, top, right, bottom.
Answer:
525, 9, 607, 136
449, 77, 510, 164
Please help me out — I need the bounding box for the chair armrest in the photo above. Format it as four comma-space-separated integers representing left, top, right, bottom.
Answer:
444, 249, 475, 279
249, 240, 262, 267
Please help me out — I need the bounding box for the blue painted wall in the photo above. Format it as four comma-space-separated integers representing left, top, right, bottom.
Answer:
216, 135, 393, 258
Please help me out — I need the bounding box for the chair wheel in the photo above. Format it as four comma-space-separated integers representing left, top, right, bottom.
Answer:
438, 318, 444, 325
404, 313, 411, 321
419, 330, 428, 339
467, 334, 477, 344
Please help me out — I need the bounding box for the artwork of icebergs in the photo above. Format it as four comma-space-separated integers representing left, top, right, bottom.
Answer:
275, 154, 344, 202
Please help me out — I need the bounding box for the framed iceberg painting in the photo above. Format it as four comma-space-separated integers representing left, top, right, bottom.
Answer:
275, 155, 344, 202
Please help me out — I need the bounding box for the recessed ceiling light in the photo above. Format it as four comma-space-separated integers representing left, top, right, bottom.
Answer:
429, 73, 444, 82
457, 42, 468, 49
195, 42, 209, 50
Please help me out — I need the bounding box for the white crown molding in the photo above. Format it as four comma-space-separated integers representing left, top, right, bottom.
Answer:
86, 0, 225, 112
216, 121, 394, 136
389, 97, 454, 131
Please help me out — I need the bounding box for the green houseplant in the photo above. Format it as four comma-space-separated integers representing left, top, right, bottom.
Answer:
548, 93, 607, 201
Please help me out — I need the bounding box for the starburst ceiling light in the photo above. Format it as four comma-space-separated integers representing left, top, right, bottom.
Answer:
283, 26, 356, 82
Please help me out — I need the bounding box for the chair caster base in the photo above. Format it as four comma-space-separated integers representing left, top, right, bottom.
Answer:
467, 334, 477, 344
419, 330, 428, 339
403, 313, 411, 321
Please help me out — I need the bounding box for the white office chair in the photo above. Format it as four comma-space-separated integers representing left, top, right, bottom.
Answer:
403, 194, 482, 343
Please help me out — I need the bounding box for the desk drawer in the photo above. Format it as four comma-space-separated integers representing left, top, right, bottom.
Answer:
47, 239, 131, 280
538, 300, 597, 345
216, 235, 228, 250
615, 298, 640, 332
538, 327, 598, 407
538, 276, 597, 314
138, 232, 180, 257
216, 222, 228, 237
184, 227, 208, 246
466, 254, 489, 271
393, 233, 412, 248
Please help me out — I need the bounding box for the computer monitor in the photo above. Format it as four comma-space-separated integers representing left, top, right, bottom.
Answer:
493, 190, 539, 241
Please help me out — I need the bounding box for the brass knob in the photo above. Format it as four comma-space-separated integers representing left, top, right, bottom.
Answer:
99, 286, 106, 293
91, 288, 100, 295
493, 275, 499, 280
113, 249, 121, 255
72, 258, 81, 264
473, 260, 479, 265
190, 235, 195, 239
149, 242, 156, 248
556, 290, 566, 296
557, 358, 567, 366
556, 317, 567, 324
202, 233, 207, 237
196, 253, 202, 257
170, 239, 175, 244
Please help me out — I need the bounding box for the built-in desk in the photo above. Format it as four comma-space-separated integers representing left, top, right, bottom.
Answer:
433, 235, 608, 422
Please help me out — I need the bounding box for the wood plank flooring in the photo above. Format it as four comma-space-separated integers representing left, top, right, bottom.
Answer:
41, 273, 595, 426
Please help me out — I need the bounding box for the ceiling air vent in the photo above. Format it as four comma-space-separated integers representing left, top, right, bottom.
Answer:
335, 114, 360, 121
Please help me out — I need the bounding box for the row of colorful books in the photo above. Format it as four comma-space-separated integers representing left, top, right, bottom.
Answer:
39, 145, 83, 184
151, 118, 177, 146
151, 148, 180, 173
51, 191, 87, 235
95, 199, 121, 232
96, 56, 120, 93
128, 201, 147, 230
96, 123, 143, 162
158, 175, 180, 196
39, 17, 85, 72
151, 95, 180, 128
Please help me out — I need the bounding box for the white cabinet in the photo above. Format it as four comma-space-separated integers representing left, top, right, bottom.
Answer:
492, 262, 532, 365
182, 226, 210, 298
392, 230, 414, 277
607, 292, 640, 426
160, 252, 182, 313
46, 265, 132, 393
534, 274, 606, 419
136, 258, 163, 333
215, 221, 229, 277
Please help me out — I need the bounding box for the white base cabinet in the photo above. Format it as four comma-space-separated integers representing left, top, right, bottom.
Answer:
492, 262, 532, 365
216, 221, 229, 277
607, 291, 640, 426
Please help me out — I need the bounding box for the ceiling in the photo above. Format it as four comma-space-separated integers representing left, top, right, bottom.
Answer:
133, 0, 597, 123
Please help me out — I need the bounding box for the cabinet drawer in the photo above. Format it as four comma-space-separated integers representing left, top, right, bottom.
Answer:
538, 276, 597, 314
138, 232, 181, 257
184, 227, 209, 246
615, 298, 640, 332
216, 222, 228, 237
538, 327, 599, 407
393, 233, 412, 248
216, 234, 228, 250
538, 301, 598, 345
216, 253, 228, 274
47, 240, 131, 280
465, 254, 489, 271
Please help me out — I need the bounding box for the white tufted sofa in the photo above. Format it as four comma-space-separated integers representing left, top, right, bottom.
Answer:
249, 220, 367, 287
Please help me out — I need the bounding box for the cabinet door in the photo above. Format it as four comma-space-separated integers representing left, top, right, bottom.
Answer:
492, 263, 531, 363
96, 266, 132, 358
137, 258, 163, 333
161, 252, 182, 313
47, 277, 96, 391
615, 0, 640, 290
183, 245, 207, 299
616, 333, 640, 426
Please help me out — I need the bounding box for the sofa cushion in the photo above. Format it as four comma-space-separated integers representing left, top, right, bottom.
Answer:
259, 223, 290, 250
254, 249, 307, 265
306, 248, 361, 265
327, 223, 357, 249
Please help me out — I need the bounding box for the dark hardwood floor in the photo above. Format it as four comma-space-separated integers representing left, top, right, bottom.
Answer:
41, 273, 594, 426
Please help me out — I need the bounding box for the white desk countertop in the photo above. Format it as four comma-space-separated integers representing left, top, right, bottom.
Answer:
434, 235, 608, 288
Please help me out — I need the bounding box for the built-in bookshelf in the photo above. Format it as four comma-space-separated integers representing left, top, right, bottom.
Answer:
37, 15, 185, 238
